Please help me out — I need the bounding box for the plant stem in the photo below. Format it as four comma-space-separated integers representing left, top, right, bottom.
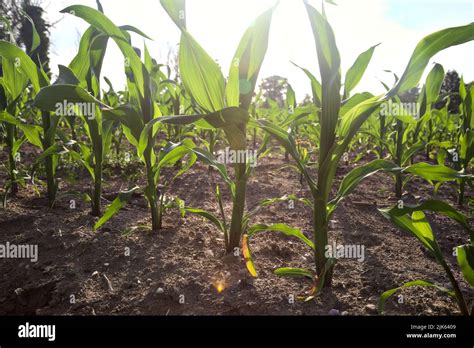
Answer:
441, 260, 469, 316
395, 120, 403, 199
91, 160, 102, 217
91, 124, 103, 217
227, 162, 247, 253
6, 124, 18, 195
144, 143, 161, 231
313, 197, 330, 286
41, 112, 56, 208
458, 179, 465, 206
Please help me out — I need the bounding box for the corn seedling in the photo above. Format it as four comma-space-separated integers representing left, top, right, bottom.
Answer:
378, 200, 473, 315
245, 1, 474, 290
159, 0, 275, 252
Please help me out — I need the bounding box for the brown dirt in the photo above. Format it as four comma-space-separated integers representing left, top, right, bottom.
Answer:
0, 148, 472, 316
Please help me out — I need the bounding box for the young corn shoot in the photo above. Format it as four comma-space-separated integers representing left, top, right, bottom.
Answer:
378, 200, 473, 315
246, 1, 474, 291
160, 0, 275, 252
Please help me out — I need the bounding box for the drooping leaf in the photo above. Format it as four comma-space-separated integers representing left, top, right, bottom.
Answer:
385, 200, 471, 235
94, 187, 140, 230
247, 223, 314, 250
242, 234, 257, 277
379, 208, 442, 257
329, 159, 399, 216
388, 23, 474, 97
404, 163, 472, 182
378, 280, 455, 314
274, 268, 314, 280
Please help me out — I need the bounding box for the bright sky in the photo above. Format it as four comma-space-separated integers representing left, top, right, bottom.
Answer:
43, 0, 474, 101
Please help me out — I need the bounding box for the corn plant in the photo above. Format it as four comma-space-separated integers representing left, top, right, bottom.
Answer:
33, 8, 137, 216
455, 79, 473, 205
244, 1, 474, 291
0, 34, 57, 208
378, 200, 473, 315
33, 5, 197, 229
158, 0, 275, 252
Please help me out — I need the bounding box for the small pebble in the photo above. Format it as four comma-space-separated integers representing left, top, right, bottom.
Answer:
328, 309, 340, 316
365, 304, 377, 312
204, 250, 214, 258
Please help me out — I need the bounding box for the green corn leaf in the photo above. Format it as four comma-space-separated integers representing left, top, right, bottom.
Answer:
247, 223, 314, 251
0, 40, 42, 92
329, 159, 399, 216
11, 136, 27, 157
418, 63, 445, 117
379, 209, 442, 257
401, 142, 425, 166
0, 111, 21, 126
456, 245, 474, 287
344, 43, 380, 98
340, 92, 374, 117
385, 200, 471, 235
188, 147, 235, 195
103, 105, 144, 145
31, 144, 69, 180
160, 107, 249, 128
178, 32, 225, 112
157, 139, 196, 169
160, 0, 186, 30
68, 27, 102, 84
69, 149, 95, 180
21, 10, 41, 53
291, 62, 322, 107
61, 5, 146, 97
18, 124, 43, 150
184, 208, 225, 233
226, 6, 274, 110
274, 268, 314, 280
304, 1, 341, 163
119, 25, 153, 40
34, 84, 110, 112
404, 163, 472, 182
378, 280, 455, 314
94, 187, 140, 230
286, 84, 296, 110
339, 95, 383, 138
256, 119, 317, 193
54, 65, 80, 85
388, 23, 474, 97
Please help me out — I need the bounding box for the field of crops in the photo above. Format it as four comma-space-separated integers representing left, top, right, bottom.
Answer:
0, 0, 473, 318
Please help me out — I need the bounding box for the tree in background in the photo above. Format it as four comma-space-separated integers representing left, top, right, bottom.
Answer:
437, 70, 461, 114
19, 0, 50, 74
399, 87, 420, 103
259, 75, 288, 108
0, 0, 50, 73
